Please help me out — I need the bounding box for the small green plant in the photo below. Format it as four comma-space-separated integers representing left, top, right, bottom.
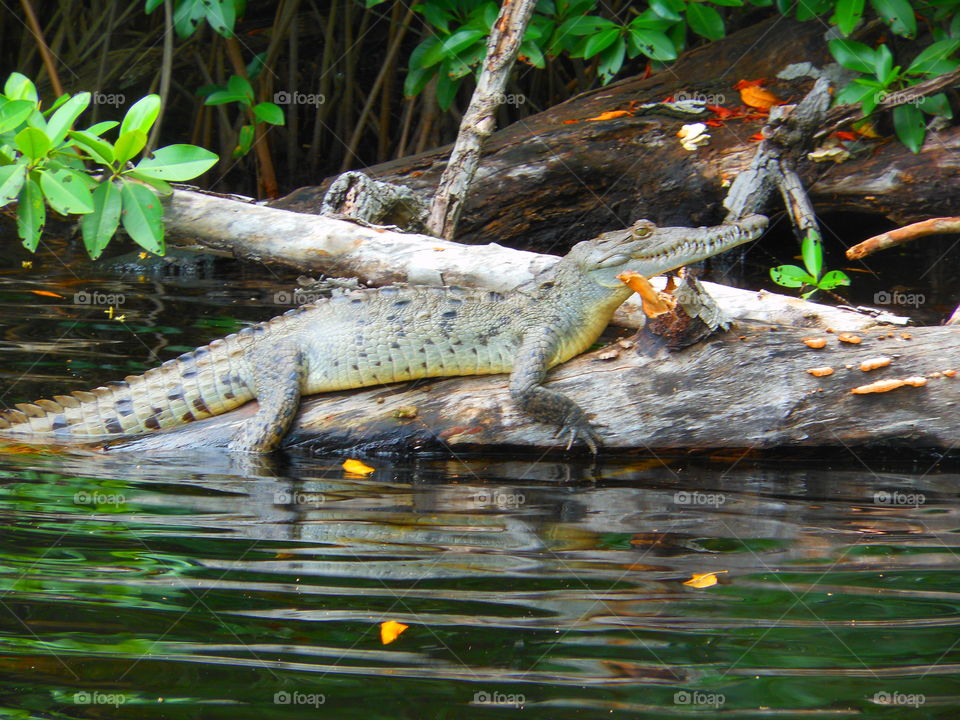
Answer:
201, 72, 285, 158
770, 230, 850, 299
0, 72, 218, 258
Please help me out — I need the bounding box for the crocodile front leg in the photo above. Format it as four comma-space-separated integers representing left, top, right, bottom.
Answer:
509, 327, 601, 453
228, 344, 304, 453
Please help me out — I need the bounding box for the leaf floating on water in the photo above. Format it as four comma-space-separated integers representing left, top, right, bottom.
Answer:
380, 620, 408, 644
343, 459, 375, 476
31, 290, 64, 298
683, 570, 728, 588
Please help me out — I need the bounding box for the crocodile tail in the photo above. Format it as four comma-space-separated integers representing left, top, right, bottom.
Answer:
0, 331, 256, 440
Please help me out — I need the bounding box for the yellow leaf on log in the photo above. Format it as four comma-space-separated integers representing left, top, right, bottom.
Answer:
380, 620, 409, 644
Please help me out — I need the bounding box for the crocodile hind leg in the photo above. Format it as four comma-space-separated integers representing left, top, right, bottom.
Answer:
228, 345, 304, 453
509, 327, 602, 453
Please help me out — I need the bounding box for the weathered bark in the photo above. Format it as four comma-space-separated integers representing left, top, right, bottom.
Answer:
270, 16, 960, 250
111, 322, 960, 455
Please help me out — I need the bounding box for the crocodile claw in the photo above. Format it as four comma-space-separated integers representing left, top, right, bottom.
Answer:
556, 421, 601, 454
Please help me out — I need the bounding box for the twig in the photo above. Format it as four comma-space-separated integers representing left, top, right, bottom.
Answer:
20, 0, 63, 97
846, 217, 960, 259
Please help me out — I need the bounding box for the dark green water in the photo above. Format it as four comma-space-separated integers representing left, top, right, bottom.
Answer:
1, 234, 959, 718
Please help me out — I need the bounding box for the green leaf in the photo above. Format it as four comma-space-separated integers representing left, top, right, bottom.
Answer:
918, 92, 952, 118
120, 95, 161, 136
203, 90, 248, 106
0, 99, 35, 133
0, 162, 27, 205
204, 0, 236, 37
253, 102, 285, 125
173, 0, 205, 38
627, 28, 677, 61
246, 52, 267, 80
81, 180, 122, 259
828, 39, 876, 73
649, 0, 682, 21
418, 3, 453, 33
893, 103, 925, 152
711, 0, 744, 5
435, 65, 461, 111
832, 0, 865, 35
67, 130, 115, 165
133, 144, 218, 180
228, 75, 255, 103
597, 37, 626, 83
422, 29, 486, 68
145, 0, 163, 12
17, 176, 45, 251
46, 93, 90, 146
125, 170, 173, 195
114, 129, 147, 166
41, 93, 70, 117
14, 127, 50, 160
686, 3, 725, 40
818, 269, 851, 289
39, 168, 94, 214
556, 15, 616, 37
86, 120, 119, 136
4, 72, 38, 102
770, 264, 816, 288
627, 9, 675, 31
906, 38, 960, 75
871, 0, 916, 37
801, 229, 823, 279
120, 180, 164, 254
233, 124, 254, 157
872, 44, 894, 80
405, 37, 441, 97
582, 27, 621, 58
519, 39, 546, 68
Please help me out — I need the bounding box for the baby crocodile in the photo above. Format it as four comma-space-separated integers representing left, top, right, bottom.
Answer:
0, 215, 766, 452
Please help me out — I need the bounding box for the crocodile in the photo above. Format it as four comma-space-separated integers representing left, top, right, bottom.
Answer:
0, 215, 766, 453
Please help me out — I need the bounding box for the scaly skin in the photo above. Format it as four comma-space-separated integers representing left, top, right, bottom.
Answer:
0, 215, 767, 452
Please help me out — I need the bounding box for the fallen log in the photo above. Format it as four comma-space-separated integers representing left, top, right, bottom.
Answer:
111, 322, 960, 455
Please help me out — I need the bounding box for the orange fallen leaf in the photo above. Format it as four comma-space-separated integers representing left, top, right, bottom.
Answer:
734, 78, 768, 90
585, 110, 632, 122
380, 620, 408, 644
343, 458, 375, 475
707, 104, 739, 119
739, 84, 784, 112
833, 131, 858, 142
684, 570, 728, 588
617, 271, 675, 317
31, 290, 64, 299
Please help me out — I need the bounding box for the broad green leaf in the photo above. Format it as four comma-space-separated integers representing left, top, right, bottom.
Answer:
14, 126, 50, 160
173, 0, 205, 38
582, 27, 621, 58
125, 170, 173, 195
871, 0, 916, 37
203, 90, 249, 106
796, 0, 832, 20
246, 52, 267, 79
918, 92, 952, 118
17, 176, 45, 251
133, 144, 218, 180
67, 130, 115, 165
4, 72, 38, 102
39, 168, 94, 214
770, 264, 816, 288
711, 0, 744, 5
828, 39, 876, 73
145, 0, 163, 12
227, 75, 255, 103
253, 102, 285, 125
872, 44, 894, 80
86, 120, 119, 136
801, 229, 822, 279
628, 28, 677, 61
46, 92, 90, 146
405, 37, 441, 97
114, 129, 147, 165
233, 124, 255, 157
120, 95, 161, 136
893, 104, 925, 152
41, 93, 70, 117
597, 37, 626, 83
649, 0, 682, 21
832, 0, 865, 35
422, 29, 486, 68
0, 99, 35, 133
81, 180, 122, 258
435, 66, 460, 111
819, 269, 851, 289
204, 0, 236, 37
0, 162, 27, 204
519, 40, 546, 68
120, 180, 164, 254
906, 38, 960, 75
686, 3, 725, 40
418, 3, 453, 33
628, 9, 675, 31
555, 15, 615, 39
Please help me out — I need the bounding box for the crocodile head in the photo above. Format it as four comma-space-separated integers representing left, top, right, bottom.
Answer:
568, 214, 767, 289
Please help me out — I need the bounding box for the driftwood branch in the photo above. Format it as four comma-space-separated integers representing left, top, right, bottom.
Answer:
846, 217, 960, 259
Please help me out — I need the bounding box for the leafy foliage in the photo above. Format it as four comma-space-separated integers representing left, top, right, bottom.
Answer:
0, 73, 217, 258
770, 230, 850, 299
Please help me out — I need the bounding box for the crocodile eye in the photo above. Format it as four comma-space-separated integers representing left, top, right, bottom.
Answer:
596, 253, 629, 269
631, 224, 653, 239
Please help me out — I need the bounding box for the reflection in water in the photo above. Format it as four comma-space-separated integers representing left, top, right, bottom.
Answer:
1, 450, 959, 718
